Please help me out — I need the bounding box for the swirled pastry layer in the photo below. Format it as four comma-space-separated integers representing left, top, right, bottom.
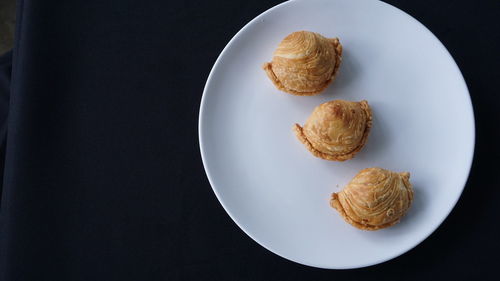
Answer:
263, 31, 342, 95
294, 100, 372, 161
330, 167, 414, 231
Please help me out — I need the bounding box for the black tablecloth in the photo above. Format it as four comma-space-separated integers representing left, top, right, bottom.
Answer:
0, 0, 498, 280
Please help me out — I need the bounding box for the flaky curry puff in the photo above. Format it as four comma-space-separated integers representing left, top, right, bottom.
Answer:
293, 100, 372, 161
263, 31, 342, 96
330, 167, 414, 231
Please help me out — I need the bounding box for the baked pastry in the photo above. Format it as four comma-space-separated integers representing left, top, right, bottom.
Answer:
293, 100, 372, 161
330, 167, 414, 231
263, 31, 342, 95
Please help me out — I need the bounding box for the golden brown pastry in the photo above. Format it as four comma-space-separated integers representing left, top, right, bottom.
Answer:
330, 167, 414, 231
293, 100, 372, 161
263, 31, 342, 96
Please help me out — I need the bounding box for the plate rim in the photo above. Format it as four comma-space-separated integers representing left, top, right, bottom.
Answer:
198, 0, 475, 269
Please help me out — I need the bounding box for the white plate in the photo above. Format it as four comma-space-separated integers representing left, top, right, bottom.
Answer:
199, 0, 474, 269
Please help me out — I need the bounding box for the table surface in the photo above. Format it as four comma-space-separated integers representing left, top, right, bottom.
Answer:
0, 0, 498, 280
0, 0, 16, 54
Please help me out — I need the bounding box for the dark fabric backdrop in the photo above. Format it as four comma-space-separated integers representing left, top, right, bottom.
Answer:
0, 0, 498, 280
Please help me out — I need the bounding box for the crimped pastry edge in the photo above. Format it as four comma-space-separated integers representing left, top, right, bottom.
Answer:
330, 193, 402, 231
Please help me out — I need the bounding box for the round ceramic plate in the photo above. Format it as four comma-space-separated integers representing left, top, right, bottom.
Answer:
199, 0, 474, 269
